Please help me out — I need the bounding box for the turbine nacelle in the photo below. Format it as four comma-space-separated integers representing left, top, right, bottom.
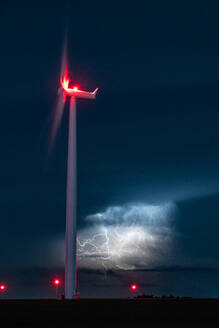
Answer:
60, 76, 98, 100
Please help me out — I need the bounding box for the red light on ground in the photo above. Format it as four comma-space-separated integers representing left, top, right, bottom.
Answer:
53, 278, 61, 286
0, 284, 6, 291
73, 86, 79, 91
131, 284, 137, 291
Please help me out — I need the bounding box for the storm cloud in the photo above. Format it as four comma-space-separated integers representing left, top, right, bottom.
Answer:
77, 203, 178, 270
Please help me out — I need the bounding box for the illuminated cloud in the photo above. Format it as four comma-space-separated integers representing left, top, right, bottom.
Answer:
77, 203, 178, 270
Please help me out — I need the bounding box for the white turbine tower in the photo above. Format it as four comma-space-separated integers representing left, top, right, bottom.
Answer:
62, 82, 98, 299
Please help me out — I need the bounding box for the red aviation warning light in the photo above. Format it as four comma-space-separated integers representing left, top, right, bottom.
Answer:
52, 278, 61, 299
130, 283, 138, 291
53, 278, 61, 286
0, 284, 6, 292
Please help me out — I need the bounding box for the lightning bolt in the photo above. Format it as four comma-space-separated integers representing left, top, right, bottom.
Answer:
77, 226, 144, 271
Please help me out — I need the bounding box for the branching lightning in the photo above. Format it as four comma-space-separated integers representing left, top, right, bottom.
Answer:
77, 227, 137, 270
77, 202, 177, 271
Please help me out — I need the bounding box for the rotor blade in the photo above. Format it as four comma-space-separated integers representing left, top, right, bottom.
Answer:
47, 34, 68, 156
47, 90, 65, 158
60, 34, 68, 82
45, 33, 68, 167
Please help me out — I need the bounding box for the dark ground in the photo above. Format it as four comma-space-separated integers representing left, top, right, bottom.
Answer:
1, 299, 219, 327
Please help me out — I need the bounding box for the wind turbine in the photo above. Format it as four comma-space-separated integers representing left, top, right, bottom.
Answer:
50, 43, 98, 299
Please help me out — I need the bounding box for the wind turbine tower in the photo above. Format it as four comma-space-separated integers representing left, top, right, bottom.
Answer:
58, 65, 98, 299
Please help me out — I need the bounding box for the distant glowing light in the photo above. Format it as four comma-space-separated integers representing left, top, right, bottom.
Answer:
0, 284, 6, 291
53, 278, 61, 286
131, 284, 137, 291
73, 86, 78, 91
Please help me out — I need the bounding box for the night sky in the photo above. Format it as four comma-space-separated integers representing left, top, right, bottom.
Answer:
1, 0, 219, 298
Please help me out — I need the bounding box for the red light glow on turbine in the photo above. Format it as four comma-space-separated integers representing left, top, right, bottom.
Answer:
60, 73, 77, 92
60, 69, 98, 99
0, 284, 6, 291
61, 75, 70, 90
130, 283, 138, 291
53, 278, 61, 286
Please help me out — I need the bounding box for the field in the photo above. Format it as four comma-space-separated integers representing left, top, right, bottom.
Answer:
1, 298, 219, 327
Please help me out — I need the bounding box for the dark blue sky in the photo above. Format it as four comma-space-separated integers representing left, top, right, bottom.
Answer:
1, 0, 219, 298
